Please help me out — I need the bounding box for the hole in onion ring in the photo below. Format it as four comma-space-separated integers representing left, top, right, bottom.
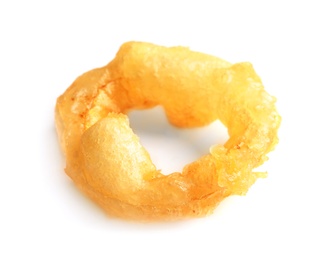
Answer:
128, 106, 229, 175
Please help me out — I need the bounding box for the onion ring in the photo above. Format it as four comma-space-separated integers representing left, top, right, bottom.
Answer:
55, 41, 281, 221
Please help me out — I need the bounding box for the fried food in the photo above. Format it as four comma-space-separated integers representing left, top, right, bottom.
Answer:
55, 41, 281, 221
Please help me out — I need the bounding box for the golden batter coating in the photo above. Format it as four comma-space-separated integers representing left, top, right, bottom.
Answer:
55, 42, 281, 221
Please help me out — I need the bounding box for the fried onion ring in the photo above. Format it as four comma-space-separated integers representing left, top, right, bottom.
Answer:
55, 42, 281, 221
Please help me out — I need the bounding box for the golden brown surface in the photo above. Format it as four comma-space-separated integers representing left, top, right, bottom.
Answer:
55, 42, 281, 221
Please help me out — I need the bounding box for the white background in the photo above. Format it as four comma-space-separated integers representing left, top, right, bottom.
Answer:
1, 1, 333, 259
